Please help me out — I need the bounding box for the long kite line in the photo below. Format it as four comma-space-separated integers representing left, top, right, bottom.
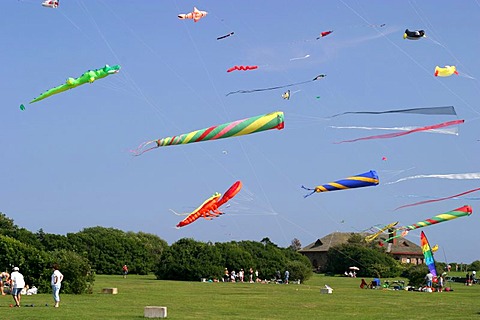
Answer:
226, 74, 325, 96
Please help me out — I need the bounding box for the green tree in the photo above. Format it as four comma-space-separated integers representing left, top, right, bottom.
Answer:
49, 250, 94, 294
325, 242, 402, 278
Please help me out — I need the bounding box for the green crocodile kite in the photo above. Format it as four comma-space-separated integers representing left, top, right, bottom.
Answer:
22, 64, 121, 109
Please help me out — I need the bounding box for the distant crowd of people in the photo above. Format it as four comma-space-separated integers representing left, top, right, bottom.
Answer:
222, 267, 290, 284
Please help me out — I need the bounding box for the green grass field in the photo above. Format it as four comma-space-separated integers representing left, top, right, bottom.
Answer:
1, 273, 479, 319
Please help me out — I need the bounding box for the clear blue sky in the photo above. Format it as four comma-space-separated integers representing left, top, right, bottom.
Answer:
2, 0, 479, 263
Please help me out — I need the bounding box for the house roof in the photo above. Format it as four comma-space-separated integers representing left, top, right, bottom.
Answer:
299, 231, 423, 256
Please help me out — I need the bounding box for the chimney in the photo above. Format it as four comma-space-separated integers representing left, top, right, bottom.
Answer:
387, 228, 397, 245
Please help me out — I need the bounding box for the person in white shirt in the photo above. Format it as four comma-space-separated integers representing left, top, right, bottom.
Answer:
51, 264, 64, 308
10, 267, 25, 307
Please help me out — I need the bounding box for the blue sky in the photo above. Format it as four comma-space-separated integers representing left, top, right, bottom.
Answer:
2, 0, 479, 263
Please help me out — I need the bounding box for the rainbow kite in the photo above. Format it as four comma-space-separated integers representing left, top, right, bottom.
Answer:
420, 231, 437, 278
302, 170, 379, 198
132, 111, 284, 156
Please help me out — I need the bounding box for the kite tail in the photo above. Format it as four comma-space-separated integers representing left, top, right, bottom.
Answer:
301, 185, 316, 198
130, 140, 158, 156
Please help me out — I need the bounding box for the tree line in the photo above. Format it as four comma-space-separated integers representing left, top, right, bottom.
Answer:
0, 213, 312, 294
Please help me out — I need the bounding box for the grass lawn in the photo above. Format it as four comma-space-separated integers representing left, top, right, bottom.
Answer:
1, 273, 479, 319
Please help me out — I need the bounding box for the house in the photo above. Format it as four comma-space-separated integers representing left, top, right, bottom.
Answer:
299, 231, 424, 272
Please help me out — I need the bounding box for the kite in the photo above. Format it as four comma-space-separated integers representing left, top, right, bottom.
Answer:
217, 32, 234, 40
282, 90, 290, 100
175, 181, 242, 228
404, 205, 472, 231
329, 106, 457, 118
131, 111, 285, 156
42, 0, 59, 8
178, 7, 208, 22
403, 29, 426, 40
394, 187, 480, 210
226, 74, 325, 96
383, 205, 473, 243
227, 65, 258, 73
334, 119, 464, 144
301, 170, 379, 198
28, 65, 121, 105
387, 172, 480, 185
365, 221, 398, 242
434, 66, 458, 77
431, 244, 439, 253
316, 31, 333, 39
420, 231, 438, 280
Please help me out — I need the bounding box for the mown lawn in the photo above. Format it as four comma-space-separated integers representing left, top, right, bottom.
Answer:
1, 273, 479, 319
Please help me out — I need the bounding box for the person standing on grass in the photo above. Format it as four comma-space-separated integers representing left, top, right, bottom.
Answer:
51, 264, 64, 308
425, 272, 433, 287
284, 270, 290, 284
0, 271, 10, 295
10, 267, 25, 307
122, 264, 128, 278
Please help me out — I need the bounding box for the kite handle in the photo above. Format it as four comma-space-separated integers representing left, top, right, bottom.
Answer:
130, 140, 158, 156
301, 185, 316, 198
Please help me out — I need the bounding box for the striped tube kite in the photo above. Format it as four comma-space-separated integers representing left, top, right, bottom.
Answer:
405, 205, 472, 231
131, 111, 284, 156
434, 66, 458, 77
175, 181, 242, 228
301, 170, 379, 198
420, 231, 437, 279
382, 206, 472, 243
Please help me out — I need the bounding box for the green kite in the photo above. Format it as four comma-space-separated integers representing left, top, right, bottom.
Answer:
29, 64, 121, 104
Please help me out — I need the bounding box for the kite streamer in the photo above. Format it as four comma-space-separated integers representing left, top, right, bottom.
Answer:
365, 221, 398, 242
226, 74, 325, 96
329, 106, 456, 118
334, 119, 464, 144
302, 170, 379, 198
227, 65, 258, 73
420, 231, 437, 278
387, 172, 480, 185
217, 32, 234, 40
131, 111, 285, 156
329, 125, 458, 135
395, 187, 480, 210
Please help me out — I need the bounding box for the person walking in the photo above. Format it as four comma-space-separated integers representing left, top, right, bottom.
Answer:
51, 264, 64, 308
122, 264, 128, 278
10, 267, 25, 307
284, 270, 290, 284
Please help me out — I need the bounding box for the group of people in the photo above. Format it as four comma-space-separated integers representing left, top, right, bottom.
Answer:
222, 268, 290, 284
0, 264, 64, 308
465, 271, 476, 285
